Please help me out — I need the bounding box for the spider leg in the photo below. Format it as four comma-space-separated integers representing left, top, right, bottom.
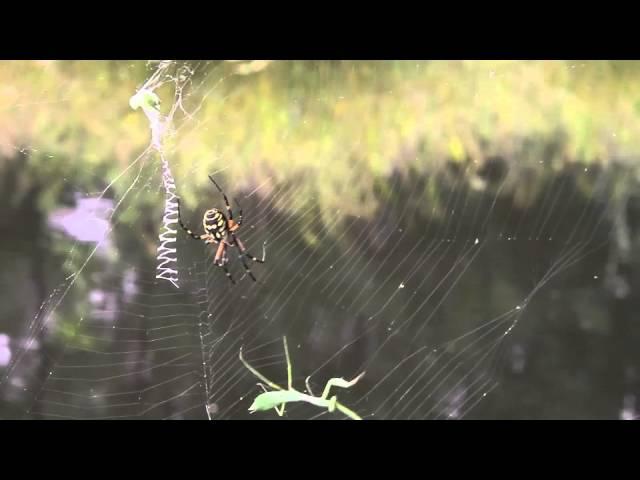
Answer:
214, 241, 226, 264
214, 241, 236, 284
238, 254, 258, 282
209, 175, 234, 220
234, 199, 243, 226
232, 235, 265, 264
228, 234, 260, 282
177, 198, 206, 241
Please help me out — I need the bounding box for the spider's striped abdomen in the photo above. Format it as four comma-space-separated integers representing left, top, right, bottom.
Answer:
203, 208, 227, 240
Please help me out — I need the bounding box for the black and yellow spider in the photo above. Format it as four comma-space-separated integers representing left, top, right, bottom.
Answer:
177, 175, 264, 284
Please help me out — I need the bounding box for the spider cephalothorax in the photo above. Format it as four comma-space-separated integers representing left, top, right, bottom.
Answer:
178, 175, 264, 284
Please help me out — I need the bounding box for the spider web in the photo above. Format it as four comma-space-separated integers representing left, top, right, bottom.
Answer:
0, 60, 626, 420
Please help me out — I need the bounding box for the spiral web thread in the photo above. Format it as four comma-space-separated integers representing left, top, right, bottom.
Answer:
132, 61, 187, 289
155, 151, 180, 288
147, 96, 180, 289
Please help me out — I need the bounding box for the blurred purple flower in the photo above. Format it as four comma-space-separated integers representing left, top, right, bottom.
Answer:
48, 196, 113, 243
0, 333, 11, 367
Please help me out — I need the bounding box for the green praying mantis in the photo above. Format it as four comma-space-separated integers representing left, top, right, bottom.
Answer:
239, 337, 365, 420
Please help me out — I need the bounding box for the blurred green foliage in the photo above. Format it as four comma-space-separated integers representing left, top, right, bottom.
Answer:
3, 60, 640, 223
